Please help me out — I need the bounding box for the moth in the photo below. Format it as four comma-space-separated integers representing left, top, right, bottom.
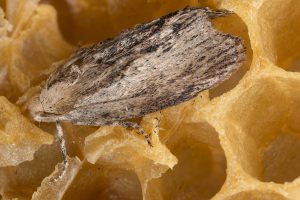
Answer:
28, 7, 245, 175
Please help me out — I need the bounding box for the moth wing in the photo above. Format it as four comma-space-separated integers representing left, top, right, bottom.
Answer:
59, 9, 245, 125
40, 7, 245, 125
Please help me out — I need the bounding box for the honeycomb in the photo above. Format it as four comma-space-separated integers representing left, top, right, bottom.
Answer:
0, 0, 300, 199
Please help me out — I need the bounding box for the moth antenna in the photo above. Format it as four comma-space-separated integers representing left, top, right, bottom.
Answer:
54, 121, 69, 180
153, 117, 161, 135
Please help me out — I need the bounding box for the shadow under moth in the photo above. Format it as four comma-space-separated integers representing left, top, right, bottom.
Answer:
28, 7, 246, 178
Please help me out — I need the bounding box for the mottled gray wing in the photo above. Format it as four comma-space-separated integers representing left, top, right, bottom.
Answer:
39, 7, 245, 125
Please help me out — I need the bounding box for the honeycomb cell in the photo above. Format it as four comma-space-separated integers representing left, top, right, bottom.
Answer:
0, 143, 62, 199
219, 74, 300, 183
62, 163, 143, 200
257, 0, 300, 70
147, 122, 227, 200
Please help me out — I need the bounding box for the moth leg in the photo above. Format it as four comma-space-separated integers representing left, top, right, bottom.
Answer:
153, 117, 161, 135
55, 121, 69, 179
113, 121, 153, 147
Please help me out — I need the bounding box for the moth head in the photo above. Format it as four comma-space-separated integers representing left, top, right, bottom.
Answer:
28, 95, 61, 123
28, 95, 47, 121
28, 82, 77, 123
